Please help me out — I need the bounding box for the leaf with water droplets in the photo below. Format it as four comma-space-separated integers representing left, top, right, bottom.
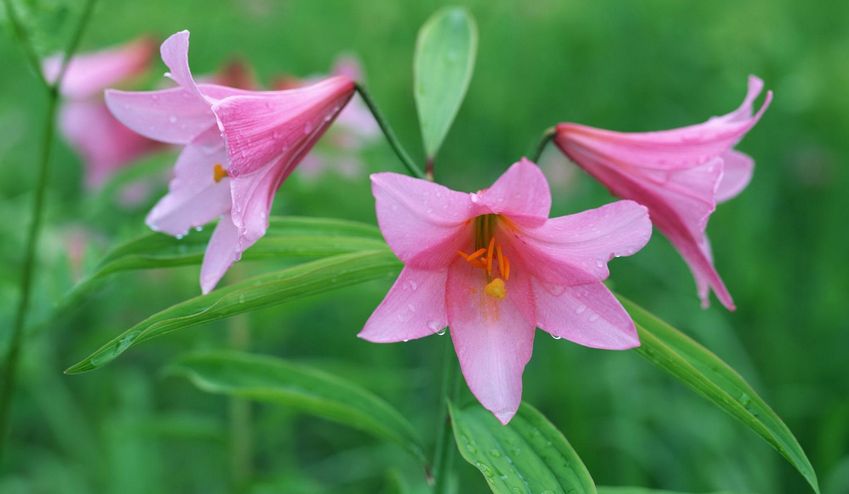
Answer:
619, 295, 820, 493
414, 6, 477, 159
65, 250, 401, 374
52, 216, 384, 320
449, 401, 597, 494
169, 350, 426, 464
597, 488, 741, 494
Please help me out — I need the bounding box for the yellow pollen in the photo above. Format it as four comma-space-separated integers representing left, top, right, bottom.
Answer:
213, 163, 228, 183
484, 278, 507, 299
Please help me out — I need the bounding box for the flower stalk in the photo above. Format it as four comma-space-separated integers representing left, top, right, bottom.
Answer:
431, 337, 461, 494
0, 0, 98, 464
531, 126, 556, 163
355, 84, 426, 179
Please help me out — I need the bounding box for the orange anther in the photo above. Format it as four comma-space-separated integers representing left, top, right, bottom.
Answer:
213, 163, 228, 183
466, 248, 487, 262
503, 256, 510, 281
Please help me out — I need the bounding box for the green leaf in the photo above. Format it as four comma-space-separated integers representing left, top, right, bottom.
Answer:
598, 488, 739, 494
414, 6, 477, 159
55, 216, 384, 315
169, 350, 426, 463
65, 250, 401, 374
449, 401, 596, 494
619, 296, 819, 493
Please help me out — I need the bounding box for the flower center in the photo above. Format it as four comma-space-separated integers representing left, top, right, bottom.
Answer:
213, 163, 229, 183
457, 214, 511, 300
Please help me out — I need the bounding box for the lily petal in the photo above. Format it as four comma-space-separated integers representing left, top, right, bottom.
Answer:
146, 129, 231, 236
512, 200, 651, 285
556, 77, 772, 171
477, 158, 551, 226
227, 156, 292, 253
159, 30, 205, 100
581, 151, 733, 309
200, 214, 240, 294
447, 257, 535, 424
358, 267, 448, 342
716, 150, 754, 203
105, 87, 216, 144
212, 76, 355, 177
371, 172, 476, 269
533, 281, 639, 349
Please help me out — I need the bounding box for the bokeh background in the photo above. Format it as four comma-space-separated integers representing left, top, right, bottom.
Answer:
1, 0, 847, 492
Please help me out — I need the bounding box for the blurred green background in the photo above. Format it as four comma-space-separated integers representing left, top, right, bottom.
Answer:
1, 0, 848, 492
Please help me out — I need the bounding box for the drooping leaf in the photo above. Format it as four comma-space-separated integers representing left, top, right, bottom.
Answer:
169, 350, 426, 463
414, 6, 477, 159
54, 216, 384, 315
619, 296, 819, 493
598, 488, 739, 494
65, 250, 401, 374
449, 401, 596, 494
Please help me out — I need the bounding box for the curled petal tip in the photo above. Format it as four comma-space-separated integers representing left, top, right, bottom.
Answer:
494, 409, 516, 425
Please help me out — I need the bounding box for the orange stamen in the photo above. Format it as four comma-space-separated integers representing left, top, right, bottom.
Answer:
466, 248, 487, 262
503, 256, 510, 281
213, 163, 228, 183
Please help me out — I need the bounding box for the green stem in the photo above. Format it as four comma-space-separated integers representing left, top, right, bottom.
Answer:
0, 0, 97, 465
530, 126, 556, 163
431, 336, 461, 493
355, 84, 426, 179
228, 314, 252, 492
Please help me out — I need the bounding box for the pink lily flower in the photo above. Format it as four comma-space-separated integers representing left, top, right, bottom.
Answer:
554, 76, 772, 310
273, 56, 380, 181
105, 31, 355, 293
359, 159, 652, 423
44, 37, 162, 187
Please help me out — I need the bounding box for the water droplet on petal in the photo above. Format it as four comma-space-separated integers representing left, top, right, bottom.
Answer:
168, 115, 177, 124
575, 304, 587, 314
588, 313, 599, 322
304, 122, 313, 134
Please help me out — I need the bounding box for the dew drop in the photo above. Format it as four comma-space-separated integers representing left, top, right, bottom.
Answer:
304, 122, 313, 134
194, 226, 203, 232
168, 115, 177, 124
588, 313, 599, 322
551, 334, 562, 340
406, 280, 418, 291
575, 304, 587, 314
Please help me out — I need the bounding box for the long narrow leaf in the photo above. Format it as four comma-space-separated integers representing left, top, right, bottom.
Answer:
619, 296, 819, 493
450, 402, 596, 494
66, 250, 400, 374
598, 488, 739, 494
55, 216, 384, 316
169, 350, 426, 463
